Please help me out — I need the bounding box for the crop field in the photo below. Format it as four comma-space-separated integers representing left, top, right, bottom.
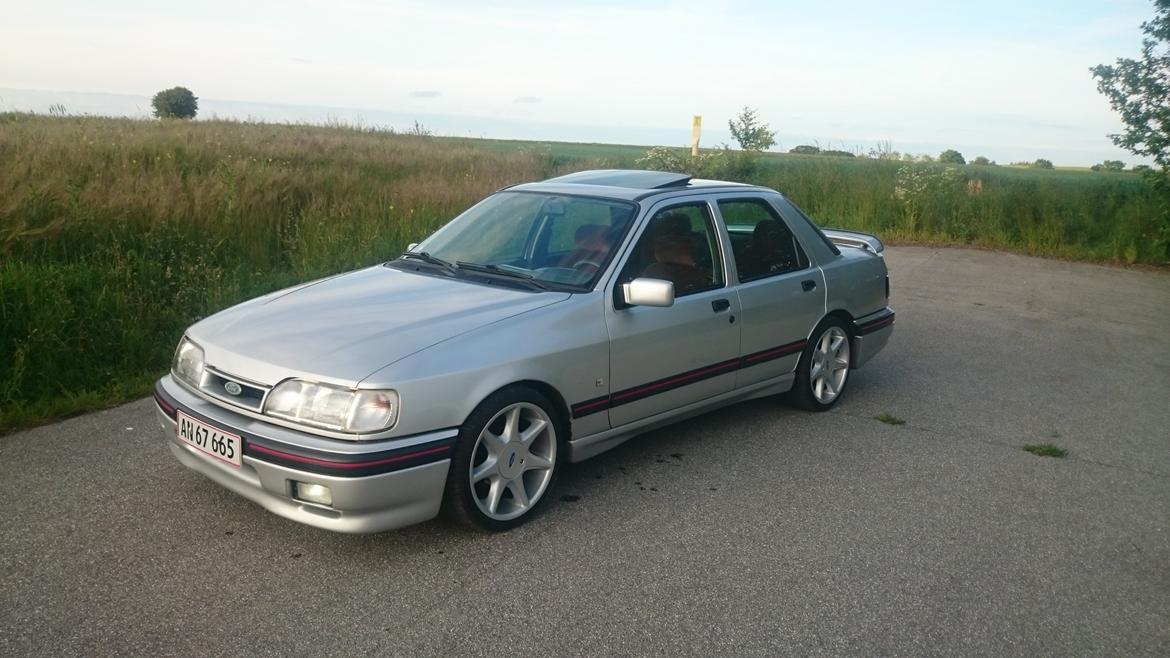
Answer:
0, 113, 1164, 432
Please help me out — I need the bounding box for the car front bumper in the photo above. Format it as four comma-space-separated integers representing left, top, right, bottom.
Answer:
154, 375, 455, 533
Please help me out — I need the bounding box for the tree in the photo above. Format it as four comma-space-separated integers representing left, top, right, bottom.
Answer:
1094, 1, 1169, 260
728, 106, 776, 152
938, 149, 966, 164
1094, 160, 1126, 172
151, 86, 198, 119
1091, 0, 1169, 171
971, 156, 995, 166
790, 145, 820, 155
1032, 158, 1054, 169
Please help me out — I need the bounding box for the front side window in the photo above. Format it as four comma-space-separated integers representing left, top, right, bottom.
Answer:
719, 199, 809, 281
619, 203, 724, 297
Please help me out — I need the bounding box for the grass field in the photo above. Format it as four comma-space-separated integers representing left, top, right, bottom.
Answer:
0, 113, 1165, 432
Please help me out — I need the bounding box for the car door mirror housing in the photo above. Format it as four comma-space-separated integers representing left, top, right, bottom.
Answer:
622, 278, 675, 307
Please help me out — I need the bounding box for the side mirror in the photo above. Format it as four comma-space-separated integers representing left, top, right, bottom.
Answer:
406, 242, 419, 251
622, 278, 675, 307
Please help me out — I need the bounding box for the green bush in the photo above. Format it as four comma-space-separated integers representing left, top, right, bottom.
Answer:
939, 149, 966, 164
151, 87, 198, 119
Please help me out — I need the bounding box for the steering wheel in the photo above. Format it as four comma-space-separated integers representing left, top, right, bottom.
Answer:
572, 259, 602, 273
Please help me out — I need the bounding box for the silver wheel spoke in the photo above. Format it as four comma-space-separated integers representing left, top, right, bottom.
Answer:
485, 477, 505, 514
833, 357, 850, 370
524, 453, 553, 472
471, 456, 497, 483
502, 407, 522, 442
814, 377, 824, 399
810, 362, 823, 381
822, 377, 835, 397
508, 479, 530, 508
829, 335, 845, 354
518, 418, 547, 447
482, 430, 508, 455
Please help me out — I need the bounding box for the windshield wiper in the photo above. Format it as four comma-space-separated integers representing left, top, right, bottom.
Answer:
398, 251, 457, 275
455, 261, 550, 290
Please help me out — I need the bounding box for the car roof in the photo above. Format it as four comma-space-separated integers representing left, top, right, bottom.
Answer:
505, 169, 769, 202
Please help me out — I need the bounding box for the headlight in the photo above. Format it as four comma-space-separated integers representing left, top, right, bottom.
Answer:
264, 380, 398, 433
173, 337, 205, 388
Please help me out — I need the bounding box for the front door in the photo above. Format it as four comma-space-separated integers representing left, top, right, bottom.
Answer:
603, 200, 742, 428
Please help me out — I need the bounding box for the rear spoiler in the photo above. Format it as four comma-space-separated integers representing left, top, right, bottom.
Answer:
821, 228, 884, 254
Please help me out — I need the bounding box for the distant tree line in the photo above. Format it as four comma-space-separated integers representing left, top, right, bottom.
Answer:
789, 145, 856, 158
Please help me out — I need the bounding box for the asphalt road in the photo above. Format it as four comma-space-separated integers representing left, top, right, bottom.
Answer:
2, 246, 1168, 656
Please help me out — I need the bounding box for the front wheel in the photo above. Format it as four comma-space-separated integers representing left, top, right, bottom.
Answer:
792, 319, 852, 411
443, 386, 563, 531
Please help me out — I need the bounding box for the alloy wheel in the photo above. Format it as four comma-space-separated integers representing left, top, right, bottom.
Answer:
468, 402, 557, 521
809, 326, 850, 404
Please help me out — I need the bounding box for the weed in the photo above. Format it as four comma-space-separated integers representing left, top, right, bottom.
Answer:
1023, 443, 1068, 458
875, 413, 906, 425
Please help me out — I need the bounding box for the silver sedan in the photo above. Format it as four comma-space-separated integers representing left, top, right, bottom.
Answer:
154, 169, 894, 533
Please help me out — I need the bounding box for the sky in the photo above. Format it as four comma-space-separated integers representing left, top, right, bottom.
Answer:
0, 0, 1158, 165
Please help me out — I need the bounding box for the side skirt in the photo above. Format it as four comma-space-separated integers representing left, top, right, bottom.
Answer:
567, 373, 794, 463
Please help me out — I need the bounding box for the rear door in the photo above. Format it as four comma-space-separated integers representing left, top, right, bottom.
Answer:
715, 196, 825, 388
602, 198, 742, 427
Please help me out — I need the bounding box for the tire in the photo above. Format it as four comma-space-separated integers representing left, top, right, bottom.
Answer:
443, 385, 564, 532
792, 317, 853, 411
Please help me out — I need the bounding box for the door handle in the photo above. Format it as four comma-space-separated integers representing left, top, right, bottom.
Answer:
801, 279, 817, 292
711, 298, 731, 313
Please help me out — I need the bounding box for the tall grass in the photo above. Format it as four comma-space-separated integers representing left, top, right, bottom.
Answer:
0, 113, 1164, 431
0, 113, 596, 431
750, 154, 1164, 264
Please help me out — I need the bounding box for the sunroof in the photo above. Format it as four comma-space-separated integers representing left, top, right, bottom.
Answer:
542, 169, 692, 190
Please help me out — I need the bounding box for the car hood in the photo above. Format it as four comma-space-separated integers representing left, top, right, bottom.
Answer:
188, 265, 570, 386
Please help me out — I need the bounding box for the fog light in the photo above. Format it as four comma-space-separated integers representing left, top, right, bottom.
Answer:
294, 481, 333, 507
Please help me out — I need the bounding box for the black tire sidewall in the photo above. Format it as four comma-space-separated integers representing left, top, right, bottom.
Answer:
442, 385, 565, 532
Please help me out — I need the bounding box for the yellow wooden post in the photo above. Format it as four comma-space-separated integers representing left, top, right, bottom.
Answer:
691, 115, 702, 158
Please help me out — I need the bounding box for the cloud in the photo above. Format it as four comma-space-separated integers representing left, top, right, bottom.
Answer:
409, 90, 441, 98
513, 96, 541, 104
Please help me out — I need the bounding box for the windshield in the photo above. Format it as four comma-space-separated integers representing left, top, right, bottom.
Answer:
411, 191, 637, 289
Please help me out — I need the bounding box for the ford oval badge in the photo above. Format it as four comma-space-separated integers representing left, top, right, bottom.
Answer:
224, 381, 243, 396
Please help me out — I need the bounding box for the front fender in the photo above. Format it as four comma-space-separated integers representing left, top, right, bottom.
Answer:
360, 294, 611, 439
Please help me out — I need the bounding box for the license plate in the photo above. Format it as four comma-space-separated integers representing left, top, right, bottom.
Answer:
176, 411, 242, 467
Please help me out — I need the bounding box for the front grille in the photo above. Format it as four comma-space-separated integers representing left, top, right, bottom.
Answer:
201, 367, 268, 412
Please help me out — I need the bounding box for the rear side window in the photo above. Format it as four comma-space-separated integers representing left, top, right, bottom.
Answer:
719, 199, 809, 281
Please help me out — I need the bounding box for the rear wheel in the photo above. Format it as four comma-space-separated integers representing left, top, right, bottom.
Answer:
443, 386, 562, 531
792, 318, 852, 411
